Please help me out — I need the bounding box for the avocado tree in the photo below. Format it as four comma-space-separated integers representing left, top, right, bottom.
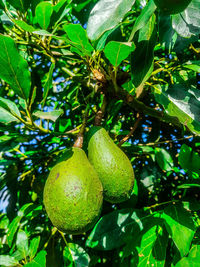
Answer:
0, 0, 200, 266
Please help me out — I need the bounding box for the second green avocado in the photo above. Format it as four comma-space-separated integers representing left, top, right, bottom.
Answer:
88, 127, 135, 203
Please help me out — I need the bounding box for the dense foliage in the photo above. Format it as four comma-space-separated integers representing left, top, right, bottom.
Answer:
0, 0, 200, 266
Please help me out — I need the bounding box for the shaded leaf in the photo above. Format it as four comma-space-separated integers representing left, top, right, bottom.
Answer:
131, 14, 156, 87
155, 147, 174, 172
86, 209, 149, 250
35, 2, 53, 30
41, 62, 55, 107
163, 203, 196, 257
0, 35, 31, 100
104, 41, 135, 67
178, 144, 200, 178
7, 0, 31, 12
87, 0, 136, 40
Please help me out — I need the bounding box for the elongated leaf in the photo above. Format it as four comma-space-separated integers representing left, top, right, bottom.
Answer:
51, 0, 71, 25
14, 20, 37, 32
0, 35, 31, 100
0, 255, 19, 266
24, 250, 47, 267
33, 110, 64, 122
175, 245, 200, 267
87, 0, 136, 40
183, 63, 200, 73
16, 230, 29, 259
172, 0, 200, 38
154, 84, 200, 136
129, 0, 157, 41
63, 24, 93, 56
131, 14, 156, 87
29, 236, 41, 260
35, 2, 53, 30
41, 62, 55, 107
86, 209, 149, 250
163, 203, 196, 257
7, 203, 33, 247
104, 41, 135, 67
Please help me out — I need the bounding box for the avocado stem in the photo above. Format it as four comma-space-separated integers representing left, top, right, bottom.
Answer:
73, 104, 90, 148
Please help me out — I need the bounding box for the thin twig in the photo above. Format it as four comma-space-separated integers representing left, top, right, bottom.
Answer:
118, 114, 142, 147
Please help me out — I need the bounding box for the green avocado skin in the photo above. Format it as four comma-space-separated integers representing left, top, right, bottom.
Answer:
88, 127, 135, 203
154, 0, 191, 14
43, 147, 103, 234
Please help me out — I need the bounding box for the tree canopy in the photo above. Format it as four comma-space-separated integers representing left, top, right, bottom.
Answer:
0, 0, 200, 266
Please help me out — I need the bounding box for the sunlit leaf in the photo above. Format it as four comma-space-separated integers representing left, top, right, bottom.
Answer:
87, 0, 136, 40
104, 41, 135, 67
163, 203, 196, 257
0, 35, 31, 100
35, 2, 53, 30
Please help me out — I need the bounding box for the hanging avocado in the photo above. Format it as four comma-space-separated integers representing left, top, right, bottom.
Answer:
88, 126, 135, 204
154, 0, 192, 15
43, 147, 103, 234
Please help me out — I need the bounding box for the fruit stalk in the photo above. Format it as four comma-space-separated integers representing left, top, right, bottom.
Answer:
73, 104, 90, 148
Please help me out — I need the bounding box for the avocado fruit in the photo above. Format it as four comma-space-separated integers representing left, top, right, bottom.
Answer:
43, 147, 103, 234
87, 127, 135, 203
154, 0, 192, 15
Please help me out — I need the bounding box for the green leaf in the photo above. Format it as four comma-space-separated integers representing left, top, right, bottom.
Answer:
104, 41, 135, 67
154, 84, 200, 136
16, 230, 29, 259
63, 24, 94, 56
129, 0, 157, 41
86, 209, 149, 250
0, 97, 21, 123
35, 2, 53, 30
172, 0, 200, 38
7, 203, 34, 247
131, 14, 156, 88
178, 144, 200, 177
0, 255, 19, 266
67, 243, 90, 267
162, 203, 196, 257
29, 236, 41, 260
7, 0, 31, 12
33, 110, 64, 122
183, 62, 200, 73
175, 245, 200, 267
14, 20, 37, 32
87, 0, 136, 40
24, 250, 47, 267
0, 35, 31, 100
178, 183, 200, 189
52, 0, 71, 25
155, 147, 174, 172
41, 62, 55, 107
131, 223, 168, 266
